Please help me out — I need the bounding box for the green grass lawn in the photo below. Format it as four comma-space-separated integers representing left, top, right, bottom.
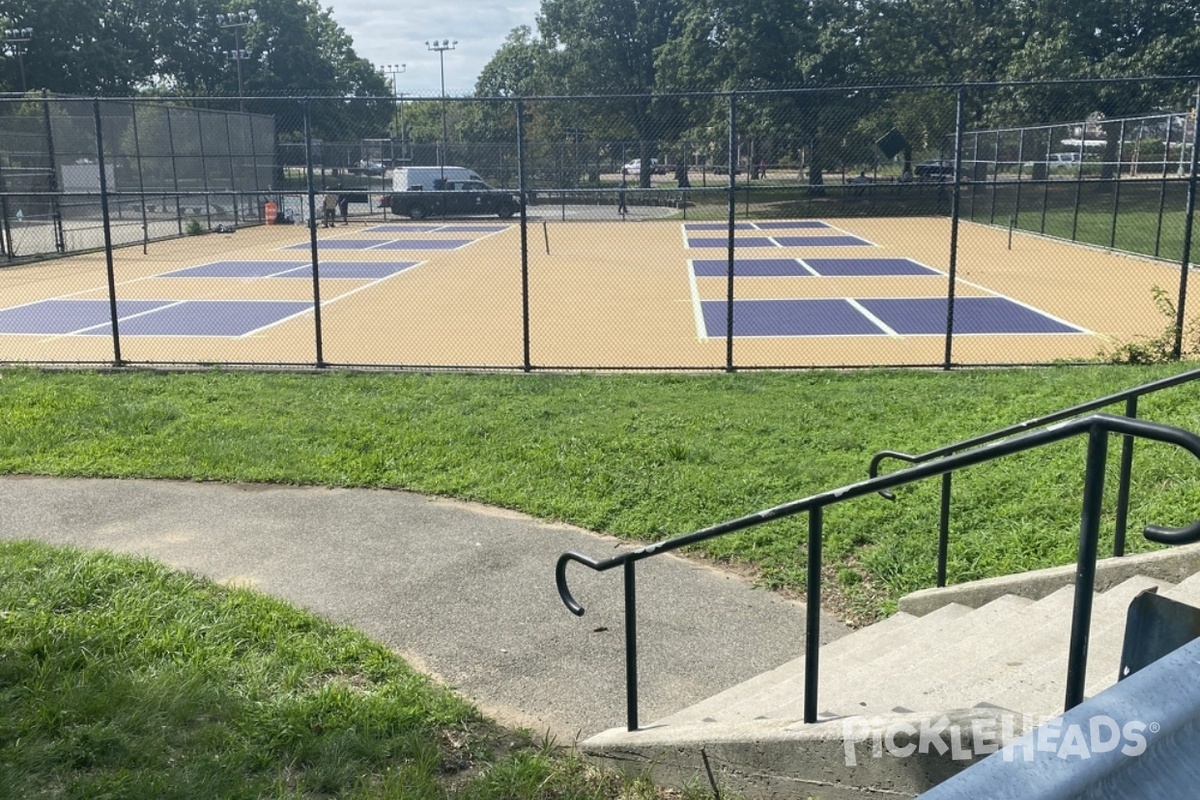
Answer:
3, 363, 1200, 797
0, 540, 680, 800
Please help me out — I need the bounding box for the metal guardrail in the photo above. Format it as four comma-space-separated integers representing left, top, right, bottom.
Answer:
869, 366, 1200, 586
556, 413, 1200, 732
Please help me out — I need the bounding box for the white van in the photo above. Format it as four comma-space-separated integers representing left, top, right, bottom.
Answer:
391, 166, 483, 192
1047, 152, 1081, 169
381, 165, 518, 220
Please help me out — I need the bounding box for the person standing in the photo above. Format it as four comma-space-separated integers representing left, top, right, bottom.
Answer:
675, 163, 691, 189
337, 192, 349, 225
617, 169, 628, 215
322, 191, 338, 228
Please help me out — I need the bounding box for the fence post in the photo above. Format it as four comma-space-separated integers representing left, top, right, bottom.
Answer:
1171, 83, 1200, 360
165, 107, 184, 235
0, 136, 12, 259
302, 98, 326, 368
93, 99, 122, 367
130, 102, 150, 254
517, 99, 532, 373
943, 87, 965, 370
725, 92, 737, 373
42, 92, 66, 253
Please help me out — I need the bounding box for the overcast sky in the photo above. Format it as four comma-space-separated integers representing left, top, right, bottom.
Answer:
328, 0, 543, 97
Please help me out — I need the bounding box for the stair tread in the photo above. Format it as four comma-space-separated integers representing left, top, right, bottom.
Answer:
652, 609, 921, 726
833, 576, 1168, 720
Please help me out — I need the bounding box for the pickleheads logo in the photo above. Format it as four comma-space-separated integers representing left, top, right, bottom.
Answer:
841, 713, 1156, 766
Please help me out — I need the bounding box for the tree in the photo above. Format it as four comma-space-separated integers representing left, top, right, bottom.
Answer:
0, 0, 391, 140
536, 0, 690, 185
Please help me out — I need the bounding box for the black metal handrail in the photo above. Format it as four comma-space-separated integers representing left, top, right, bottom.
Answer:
870, 366, 1200, 586
556, 414, 1200, 732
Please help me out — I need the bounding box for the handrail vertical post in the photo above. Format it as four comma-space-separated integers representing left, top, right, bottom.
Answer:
1113, 395, 1138, 557
624, 560, 639, 731
937, 472, 952, 587
1065, 423, 1109, 711
804, 506, 823, 724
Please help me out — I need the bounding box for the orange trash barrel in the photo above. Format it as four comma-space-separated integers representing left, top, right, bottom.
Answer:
264, 201, 278, 224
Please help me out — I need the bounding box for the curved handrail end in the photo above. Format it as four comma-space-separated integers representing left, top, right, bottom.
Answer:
1143, 519, 1200, 546
556, 551, 595, 616
869, 450, 915, 500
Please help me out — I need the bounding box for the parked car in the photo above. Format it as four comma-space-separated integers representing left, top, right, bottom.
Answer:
379, 177, 519, 220
914, 159, 956, 180
622, 158, 666, 175
352, 160, 386, 176
1025, 152, 1082, 170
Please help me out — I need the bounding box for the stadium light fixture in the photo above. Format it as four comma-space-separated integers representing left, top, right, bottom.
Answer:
3, 27, 32, 92
425, 39, 457, 177
216, 10, 257, 112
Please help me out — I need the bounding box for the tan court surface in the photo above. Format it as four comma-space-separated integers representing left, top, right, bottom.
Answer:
0, 215, 1184, 368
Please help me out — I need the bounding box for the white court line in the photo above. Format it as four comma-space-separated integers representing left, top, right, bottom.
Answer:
686, 261, 707, 341
845, 298, 901, 337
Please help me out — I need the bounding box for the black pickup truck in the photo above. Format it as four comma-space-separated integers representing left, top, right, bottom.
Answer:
379, 179, 519, 220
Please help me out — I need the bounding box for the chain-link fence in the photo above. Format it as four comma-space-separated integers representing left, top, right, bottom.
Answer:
0, 79, 1197, 370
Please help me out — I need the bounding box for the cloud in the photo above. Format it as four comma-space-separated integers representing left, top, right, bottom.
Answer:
328, 0, 541, 97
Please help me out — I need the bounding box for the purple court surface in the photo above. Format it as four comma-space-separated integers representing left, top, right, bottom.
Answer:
857, 297, 1081, 335
363, 225, 445, 234
684, 222, 758, 231
0, 299, 312, 337
692, 259, 813, 277
0, 299, 168, 334
687, 236, 779, 249
754, 220, 831, 230
684, 221, 831, 231
801, 258, 939, 277
163, 261, 310, 278
286, 261, 417, 279
284, 239, 470, 251
374, 239, 471, 250
365, 224, 509, 234
773, 235, 873, 247
702, 299, 883, 337
161, 260, 416, 279
691, 257, 939, 278
687, 234, 873, 249
700, 296, 1082, 337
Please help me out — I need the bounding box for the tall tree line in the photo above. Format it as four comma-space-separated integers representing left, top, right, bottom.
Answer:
0, 0, 391, 139
469, 0, 1200, 183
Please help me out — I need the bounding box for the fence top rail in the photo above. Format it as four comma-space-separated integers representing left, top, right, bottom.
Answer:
868, 367, 1200, 486
556, 413, 1200, 616
2, 75, 1199, 105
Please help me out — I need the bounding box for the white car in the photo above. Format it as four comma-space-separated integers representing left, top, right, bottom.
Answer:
622, 158, 665, 176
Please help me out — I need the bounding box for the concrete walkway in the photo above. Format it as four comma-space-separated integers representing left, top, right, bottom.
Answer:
0, 476, 848, 743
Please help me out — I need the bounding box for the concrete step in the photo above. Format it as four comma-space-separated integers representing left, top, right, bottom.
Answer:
702, 603, 975, 723
1163, 569, 1200, 604
787, 588, 1076, 721
654, 609, 921, 726
592, 565, 1200, 800
976, 574, 1170, 717
797, 593, 1038, 718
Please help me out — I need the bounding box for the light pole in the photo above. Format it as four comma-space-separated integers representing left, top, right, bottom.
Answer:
3, 27, 32, 92
425, 38, 457, 177
383, 63, 406, 165
216, 10, 257, 112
